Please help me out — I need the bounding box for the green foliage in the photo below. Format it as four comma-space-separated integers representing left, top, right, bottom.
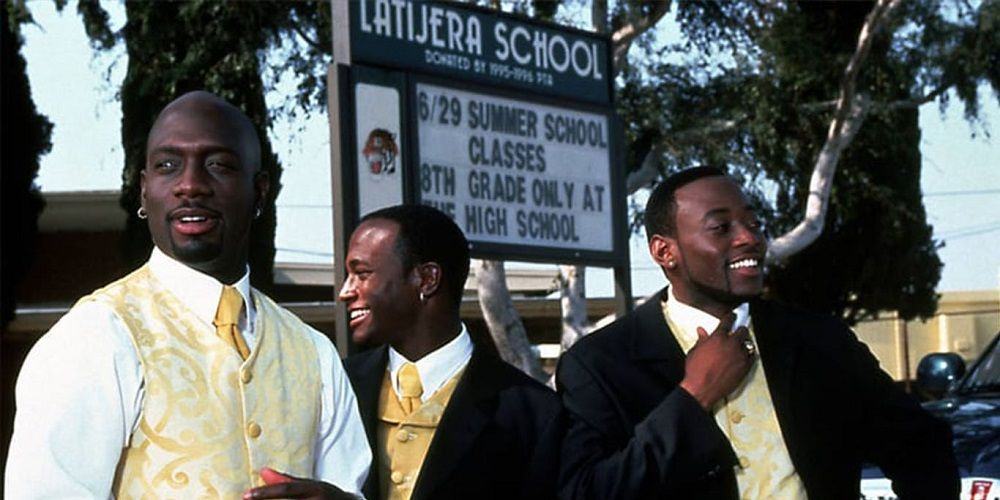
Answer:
758, 3, 940, 322
530, 0, 560, 22
618, 0, 998, 322
261, 2, 332, 121
69, 0, 995, 322
117, 2, 280, 290
1, 5, 53, 326
73, 0, 115, 49
75, 1, 355, 289
77, 1, 320, 291
894, 0, 1000, 121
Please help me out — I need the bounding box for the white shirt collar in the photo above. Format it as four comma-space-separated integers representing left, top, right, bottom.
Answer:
665, 285, 750, 344
387, 324, 473, 402
147, 247, 255, 338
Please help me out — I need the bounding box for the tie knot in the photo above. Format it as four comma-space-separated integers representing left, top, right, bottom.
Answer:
398, 363, 423, 399
214, 286, 244, 327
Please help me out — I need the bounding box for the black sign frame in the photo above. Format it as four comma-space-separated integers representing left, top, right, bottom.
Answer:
329, 2, 633, 353
349, 0, 613, 105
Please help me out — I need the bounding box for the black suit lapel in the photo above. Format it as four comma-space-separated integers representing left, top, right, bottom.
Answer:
630, 288, 688, 384
639, 288, 741, 485
348, 346, 388, 500
750, 300, 804, 463
410, 347, 501, 500
352, 346, 388, 436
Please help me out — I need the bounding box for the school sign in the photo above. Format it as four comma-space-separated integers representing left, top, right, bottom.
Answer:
332, 0, 626, 265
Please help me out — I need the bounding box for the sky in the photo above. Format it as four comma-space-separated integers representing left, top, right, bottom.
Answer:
19, 2, 1000, 296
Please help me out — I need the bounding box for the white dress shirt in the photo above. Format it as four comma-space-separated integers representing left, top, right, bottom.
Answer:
5, 248, 371, 499
664, 286, 751, 341
663, 286, 755, 401
387, 325, 473, 402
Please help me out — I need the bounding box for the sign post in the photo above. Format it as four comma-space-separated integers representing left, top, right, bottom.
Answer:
329, 1, 631, 356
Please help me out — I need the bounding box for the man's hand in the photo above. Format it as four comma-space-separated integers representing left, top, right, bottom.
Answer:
243, 467, 355, 500
678, 314, 754, 410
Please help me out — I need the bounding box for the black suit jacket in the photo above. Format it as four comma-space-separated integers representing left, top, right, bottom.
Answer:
346, 343, 564, 500
556, 288, 959, 500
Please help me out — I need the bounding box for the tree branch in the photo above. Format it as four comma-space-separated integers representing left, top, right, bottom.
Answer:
766, 0, 902, 265
768, 93, 870, 262
668, 117, 746, 143
475, 260, 548, 382
829, 0, 901, 136
290, 21, 323, 52
801, 81, 951, 114
626, 145, 663, 194
624, 114, 749, 194
626, 71, 941, 204
592, 0, 608, 34
558, 264, 588, 351
884, 83, 951, 110
610, 2, 672, 73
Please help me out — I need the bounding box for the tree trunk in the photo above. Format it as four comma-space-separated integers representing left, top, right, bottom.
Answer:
551, 0, 667, 354
559, 265, 588, 351
475, 259, 547, 382
476, 2, 673, 377
766, 0, 901, 264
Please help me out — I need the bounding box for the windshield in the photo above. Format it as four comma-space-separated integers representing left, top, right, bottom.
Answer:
957, 333, 1000, 394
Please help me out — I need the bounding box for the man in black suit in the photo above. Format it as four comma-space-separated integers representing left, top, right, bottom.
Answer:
339, 204, 562, 500
557, 167, 958, 499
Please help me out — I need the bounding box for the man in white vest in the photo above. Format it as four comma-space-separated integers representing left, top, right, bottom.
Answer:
5, 91, 370, 499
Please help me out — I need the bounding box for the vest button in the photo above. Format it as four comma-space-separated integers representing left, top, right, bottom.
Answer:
390, 471, 405, 484
730, 411, 744, 424
241, 369, 253, 384
738, 456, 750, 469
247, 421, 262, 438
396, 429, 411, 442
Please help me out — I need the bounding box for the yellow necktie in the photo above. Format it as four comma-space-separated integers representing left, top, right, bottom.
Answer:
214, 286, 251, 360
398, 363, 423, 415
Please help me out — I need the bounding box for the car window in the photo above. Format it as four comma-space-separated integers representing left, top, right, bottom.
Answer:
958, 334, 1000, 394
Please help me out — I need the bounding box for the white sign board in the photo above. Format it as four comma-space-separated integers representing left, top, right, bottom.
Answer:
416, 83, 614, 253
355, 83, 404, 217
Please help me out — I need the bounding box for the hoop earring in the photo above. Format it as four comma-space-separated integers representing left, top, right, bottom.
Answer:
254, 207, 262, 219
137, 207, 147, 219
419, 292, 426, 303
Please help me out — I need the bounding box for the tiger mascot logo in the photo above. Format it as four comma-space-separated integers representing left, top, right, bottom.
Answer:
362, 128, 398, 177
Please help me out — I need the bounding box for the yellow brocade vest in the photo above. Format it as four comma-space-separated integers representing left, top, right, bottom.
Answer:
663, 305, 807, 500
81, 265, 321, 499
377, 368, 465, 500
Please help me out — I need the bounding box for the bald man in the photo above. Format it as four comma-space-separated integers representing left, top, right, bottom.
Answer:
5, 91, 370, 498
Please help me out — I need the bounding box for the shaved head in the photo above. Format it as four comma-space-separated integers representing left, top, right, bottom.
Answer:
147, 91, 261, 171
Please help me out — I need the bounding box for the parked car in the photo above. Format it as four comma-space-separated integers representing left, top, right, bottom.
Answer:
861, 332, 1000, 500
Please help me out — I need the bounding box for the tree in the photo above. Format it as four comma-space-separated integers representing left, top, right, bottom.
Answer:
73, 1, 998, 376
2, 3, 53, 328
618, 0, 997, 323
490, 0, 997, 375
74, 1, 334, 292
475, 1, 672, 381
